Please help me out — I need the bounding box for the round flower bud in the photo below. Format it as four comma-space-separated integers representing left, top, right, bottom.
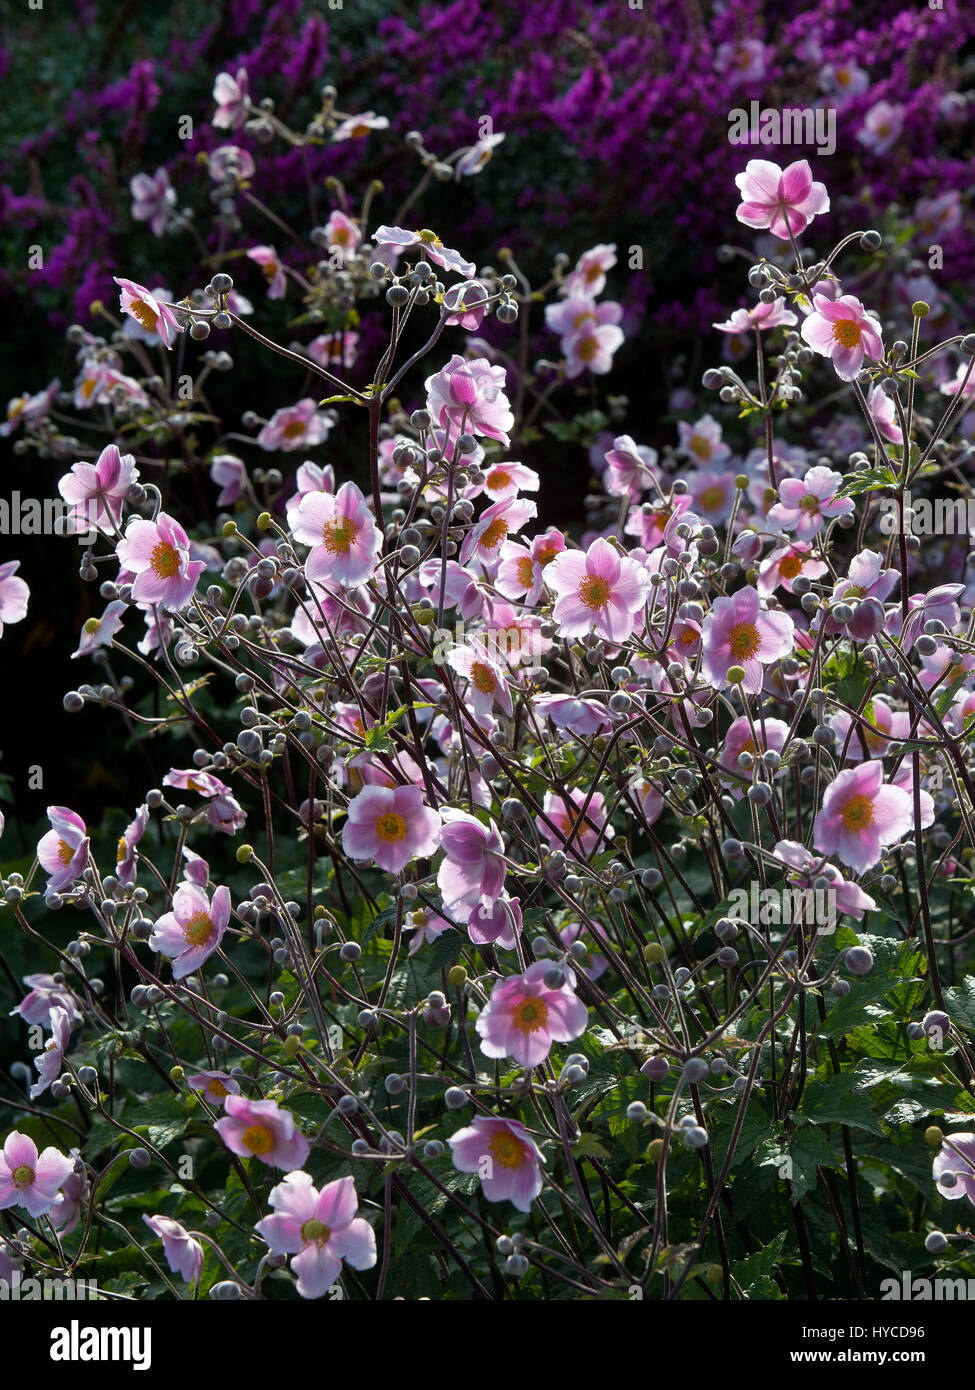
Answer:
844, 946, 873, 976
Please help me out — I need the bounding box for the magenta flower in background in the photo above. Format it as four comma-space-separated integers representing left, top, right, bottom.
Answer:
459, 496, 537, 568
212, 67, 249, 129
700, 586, 794, 693
478, 461, 539, 504
933, 1133, 975, 1203
215, 1096, 309, 1171
813, 762, 913, 874
308, 331, 359, 369
246, 244, 287, 299
0, 560, 29, 637
256, 1172, 376, 1298
129, 168, 176, 237
467, 894, 521, 950
801, 294, 883, 381
143, 1214, 204, 1286
437, 809, 506, 919
425, 353, 513, 445
0, 1132, 75, 1218
866, 384, 904, 445
476, 961, 588, 1068
734, 159, 829, 240
757, 542, 828, 597
116, 513, 206, 611
545, 537, 649, 643
113, 278, 183, 348
718, 715, 790, 783
295, 480, 383, 587
37, 806, 89, 892
148, 881, 231, 979
342, 784, 441, 874
449, 1116, 544, 1212
257, 398, 334, 452
767, 465, 855, 538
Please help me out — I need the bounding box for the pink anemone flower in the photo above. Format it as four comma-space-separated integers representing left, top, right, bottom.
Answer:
700, 585, 795, 693
255, 1172, 376, 1299
448, 1116, 544, 1212
544, 537, 649, 643
800, 293, 883, 381
37, 807, 89, 892
437, 809, 506, 919
813, 762, 913, 874
215, 1097, 309, 1171
113, 278, 183, 348
341, 784, 441, 874
734, 159, 830, 240
143, 1214, 204, 1286
0, 1132, 75, 1218
116, 513, 206, 611
148, 882, 231, 979
476, 961, 588, 1068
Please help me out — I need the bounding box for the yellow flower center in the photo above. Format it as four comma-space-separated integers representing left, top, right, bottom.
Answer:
516, 556, 535, 586
300, 1218, 330, 1243
487, 471, 511, 493
183, 910, 214, 948
537, 545, 560, 567
779, 554, 803, 579
728, 622, 761, 660
323, 519, 357, 554
479, 518, 509, 551
470, 661, 496, 695
81, 377, 98, 401
283, 420, 307, 440
150, 541, 180, 578
130, 299, 159, 333
57, 838, 75, 866
698, 486, 724, 510
262, 261, 279, 282
511, 997, 549, 1034
241, 1124, 275, 1156
375, 812, 407, 843
117, 836, 128, 862
690, 437, 710, 459
417, 229, 443, 246
11, 1165, 35, 1188
831, 318, 862, 349
841, 794, 875, 831
799, 495, 821, 513
578, 574, 611, 610
207, 1079, 229, 1099
576, 335, 598, 361
488, 1130, 527, 1170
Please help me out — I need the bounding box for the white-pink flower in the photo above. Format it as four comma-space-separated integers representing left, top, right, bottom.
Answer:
342, 784, 441, 874
734, 159, 830, 240
256, 1172, 376, 1298
129, 168, 176, 237
294, 480, 383, 588
857, 100, 904, 155
0, 1133, 75, 1218
116, 512, 205, 611
37, 807, 89, 893
113, 278, 183, 349
0, 560, 29, 638
545, 537, 649, 643
373, 226, 475, 278
148, 881, 231, 980
212, 68, 249, 130
801, 293, 883, 381
257, 399, 334, 452
247, 244, 287, 299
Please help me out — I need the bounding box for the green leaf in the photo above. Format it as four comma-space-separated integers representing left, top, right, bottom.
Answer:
796, 1073, 885, 1136
733, 1231, 788, 1297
